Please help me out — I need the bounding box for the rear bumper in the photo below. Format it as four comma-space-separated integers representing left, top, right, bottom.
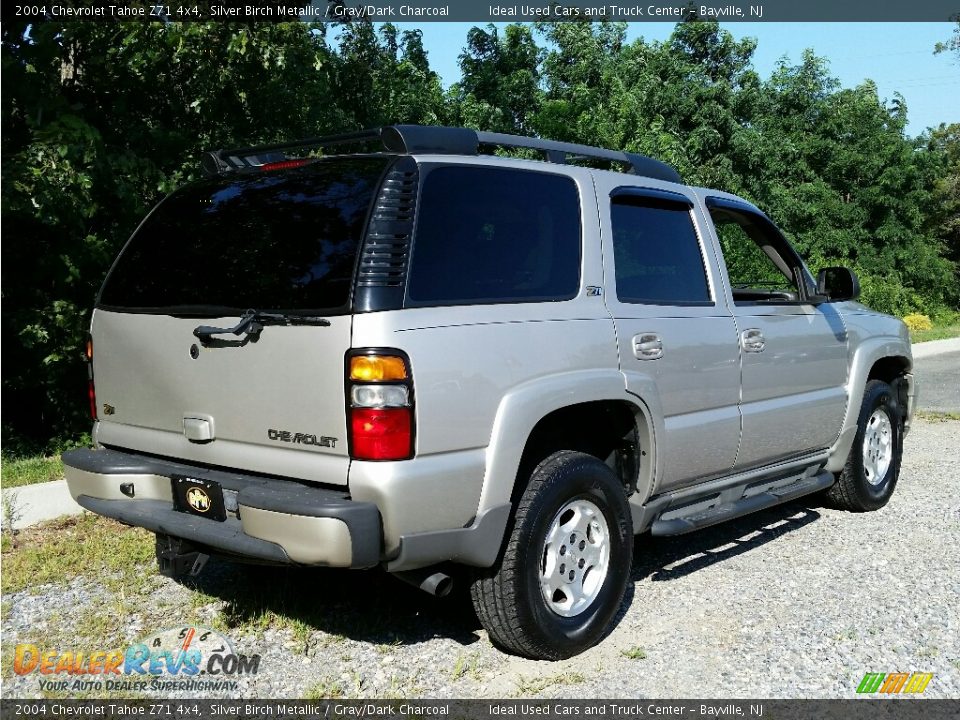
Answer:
62, 448, 381, 568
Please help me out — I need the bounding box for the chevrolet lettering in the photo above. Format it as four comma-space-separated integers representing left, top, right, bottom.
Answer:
267, 429, 337, 448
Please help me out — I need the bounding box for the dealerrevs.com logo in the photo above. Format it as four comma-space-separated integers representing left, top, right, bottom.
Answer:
857, 672, 934, 694
12, 626, 260, 693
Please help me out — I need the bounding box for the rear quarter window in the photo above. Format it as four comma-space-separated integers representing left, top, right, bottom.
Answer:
406, 166, 581, 305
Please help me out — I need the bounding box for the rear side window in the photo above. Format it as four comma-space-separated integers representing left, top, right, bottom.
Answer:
611, 195, 711, 304
98, 157, 390, 314
406, 166, 581, 305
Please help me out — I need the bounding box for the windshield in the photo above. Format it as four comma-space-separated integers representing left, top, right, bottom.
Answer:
98, 156, 390, 315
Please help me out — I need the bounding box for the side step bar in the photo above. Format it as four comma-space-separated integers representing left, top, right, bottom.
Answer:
650, 470, 835, 537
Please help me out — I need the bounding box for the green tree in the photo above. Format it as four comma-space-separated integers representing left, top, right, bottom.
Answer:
334, 22, 447, 128
451, 23, 543, 133
934, 19, 960, 61
2, 21, 344, 449
739, 51, 954, 313
927, 123, 960, 298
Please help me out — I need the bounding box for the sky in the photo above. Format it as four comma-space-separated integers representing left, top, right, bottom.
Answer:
382, 22, 959, 137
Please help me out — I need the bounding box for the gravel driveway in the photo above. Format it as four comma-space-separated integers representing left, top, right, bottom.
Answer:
3, 419, 959, 699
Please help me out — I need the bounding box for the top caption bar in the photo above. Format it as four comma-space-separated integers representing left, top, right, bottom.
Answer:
3, 0, 960, 22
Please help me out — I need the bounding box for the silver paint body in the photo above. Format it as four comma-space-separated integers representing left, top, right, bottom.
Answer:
81, 153, 914, 564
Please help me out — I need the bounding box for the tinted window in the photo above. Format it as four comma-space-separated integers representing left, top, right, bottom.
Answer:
611, 198, 710, 304
99, 157, 390, 314
407, 166, 580, 304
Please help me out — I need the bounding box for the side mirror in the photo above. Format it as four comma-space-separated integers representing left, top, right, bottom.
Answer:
817, 266, 860, 302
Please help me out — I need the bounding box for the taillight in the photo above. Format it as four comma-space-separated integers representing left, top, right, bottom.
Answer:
260, 158, 315, 172
351, 408, 412, 460
347, 351, 414, 461
86, 337, 97, 421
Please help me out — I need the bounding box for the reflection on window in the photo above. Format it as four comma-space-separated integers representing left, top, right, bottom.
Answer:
99, 157, 390, 313
407, 166, 581, 305
611, 200, 710, 304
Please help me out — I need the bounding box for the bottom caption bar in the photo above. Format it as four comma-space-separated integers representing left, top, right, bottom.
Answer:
2, 700, 960, 720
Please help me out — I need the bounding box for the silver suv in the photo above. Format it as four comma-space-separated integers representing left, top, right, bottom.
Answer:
64, 125, 915, 660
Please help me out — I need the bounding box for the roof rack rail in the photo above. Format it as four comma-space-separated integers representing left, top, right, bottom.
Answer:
472, 130, 681, 183
201, 125, 682, 184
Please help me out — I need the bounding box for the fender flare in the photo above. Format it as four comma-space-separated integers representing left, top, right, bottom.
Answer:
825, 336, 913, 473
476, 369, 658, 515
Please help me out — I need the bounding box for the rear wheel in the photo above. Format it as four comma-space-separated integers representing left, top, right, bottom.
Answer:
827, 379, 903, 512
470, 451, 633, 660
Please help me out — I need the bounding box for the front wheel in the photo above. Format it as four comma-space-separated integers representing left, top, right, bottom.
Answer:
470, 451, 633, 660
827, 379, 903, 512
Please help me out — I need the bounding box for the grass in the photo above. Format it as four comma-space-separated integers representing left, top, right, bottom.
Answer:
1, 454, 64, 489
374, 636, 403, 654
911, 310, 960, 343
912, 323, 960, 343
450, 651, 483, 682
305, 677, 345, 699
914, 410, 960, 422
3, 490, 23, 532
72, 599, 135, 648
834, 627, 859, 642
621, 645, 648, 660
0, 513, 154, 595
514, 671, 586, 695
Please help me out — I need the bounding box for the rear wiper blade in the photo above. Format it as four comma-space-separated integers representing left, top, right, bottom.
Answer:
193, 309, 330, 343
250, 311, 333, 327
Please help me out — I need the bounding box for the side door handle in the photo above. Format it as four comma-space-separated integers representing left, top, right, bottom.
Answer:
741, 328, 765, 353
633, 333, 663, 360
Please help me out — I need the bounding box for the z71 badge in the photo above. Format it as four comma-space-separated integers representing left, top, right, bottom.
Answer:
267, 428, 337, 448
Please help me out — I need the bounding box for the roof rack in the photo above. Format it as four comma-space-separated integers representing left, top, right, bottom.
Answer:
200, 125, 682, 184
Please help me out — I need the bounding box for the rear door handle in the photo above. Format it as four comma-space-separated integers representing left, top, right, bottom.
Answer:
633, 333, 663, 360
741, 328, 765, 353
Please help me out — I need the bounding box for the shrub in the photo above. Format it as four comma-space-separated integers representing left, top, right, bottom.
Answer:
903, 313, 933, 333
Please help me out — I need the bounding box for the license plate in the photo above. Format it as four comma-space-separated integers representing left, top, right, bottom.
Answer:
171, 476, 226, 522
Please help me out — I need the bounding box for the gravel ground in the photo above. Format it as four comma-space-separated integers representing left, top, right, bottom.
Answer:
2, 418, 959, 699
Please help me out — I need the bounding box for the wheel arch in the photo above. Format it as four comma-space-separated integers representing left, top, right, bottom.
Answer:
826, 337, 913, 473
477, 371, 655, 516
867, 354, 911, 384
512, 400, 655, 504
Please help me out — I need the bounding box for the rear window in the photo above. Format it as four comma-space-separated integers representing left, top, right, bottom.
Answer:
406, 166, 581, 305
98, 157, 390, 314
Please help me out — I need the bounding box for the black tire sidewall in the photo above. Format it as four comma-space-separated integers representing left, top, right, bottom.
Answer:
850, 381, 903, 508
516, 454, 633, 658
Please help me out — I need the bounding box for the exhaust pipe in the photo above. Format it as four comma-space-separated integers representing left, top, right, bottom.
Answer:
394, 569, 453, 597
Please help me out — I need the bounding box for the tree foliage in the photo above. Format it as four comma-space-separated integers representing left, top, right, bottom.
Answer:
1, 20, 446, 449
2, 19, 957, 449
451, 24, 542, 133
934, 19, 960, 61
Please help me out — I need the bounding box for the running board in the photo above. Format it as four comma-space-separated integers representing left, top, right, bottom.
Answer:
649, 470, 835, 537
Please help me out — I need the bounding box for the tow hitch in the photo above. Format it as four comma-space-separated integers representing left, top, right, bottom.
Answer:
156, 534, 209, 578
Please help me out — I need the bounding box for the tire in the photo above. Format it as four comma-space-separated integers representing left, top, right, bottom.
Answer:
470, 450, 633, 660
827, 379, 903, 512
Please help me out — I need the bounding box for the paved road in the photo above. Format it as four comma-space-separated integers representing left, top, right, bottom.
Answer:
912, 338, 960, 412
